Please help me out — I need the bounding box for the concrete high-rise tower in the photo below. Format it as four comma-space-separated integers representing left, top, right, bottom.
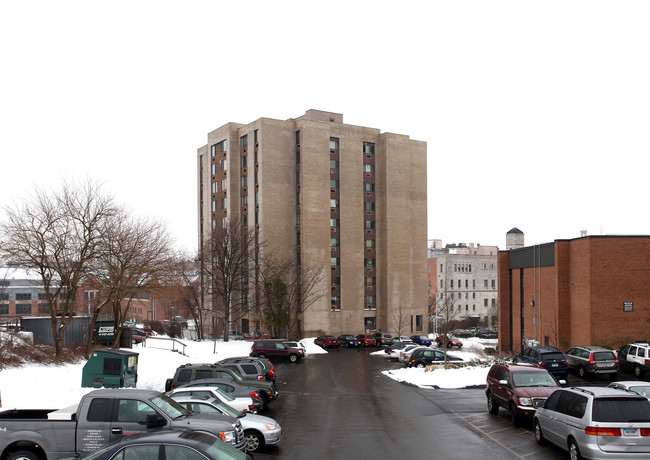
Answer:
197, 110, 428, 337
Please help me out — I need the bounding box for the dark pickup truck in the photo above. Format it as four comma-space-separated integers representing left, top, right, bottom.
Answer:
0, 388, 246, 460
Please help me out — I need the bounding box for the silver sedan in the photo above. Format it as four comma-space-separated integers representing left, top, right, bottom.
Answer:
170, 394, 282, 453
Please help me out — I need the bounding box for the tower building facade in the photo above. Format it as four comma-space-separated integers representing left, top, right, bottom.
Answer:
197, 110, 428, 337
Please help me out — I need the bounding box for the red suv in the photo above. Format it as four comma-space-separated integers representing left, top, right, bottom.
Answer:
250, 340, 304, 362
314, 335, 340, 349
485, 363, 562, 425
356, 334, 377, 346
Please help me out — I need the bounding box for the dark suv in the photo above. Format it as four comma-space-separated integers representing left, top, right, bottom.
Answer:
406, 348, 462, 368
250, 340, 304, 362
164, 363, 278, 406
513, 346, 569, 380
486, 363, 562, 425
216, 357, 266, 381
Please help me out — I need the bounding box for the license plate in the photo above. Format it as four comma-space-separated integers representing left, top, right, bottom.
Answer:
597, 363, 612, 367
623, 428, 639, 436
552, 363, 558, 367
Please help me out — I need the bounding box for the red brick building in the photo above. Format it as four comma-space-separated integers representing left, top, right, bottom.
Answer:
498, 235, 650, 353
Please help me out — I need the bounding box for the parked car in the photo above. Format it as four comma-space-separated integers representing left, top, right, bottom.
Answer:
171, 379, 265, 411
166, 384, 259, 413
283, 340, 306, 354
534, 387, 650, 459
372, 332, 394, 346
141, 326, 155, 336
217, 357, 267, 381
384, 342, 412, 359
171, 315, 188, 327
171, 394, 282, 453
338, 334, 362, 347
474, 328, 498, 338
127, 326, 148, 344
565, 345, 619, 378
435, 335, 463, 349
607, 380, 650, 400
398, 345, 426, 365
79, 429, 252, 460
394, 335, 412, 343
246, 356, 277, 382
617, 341, 650, 378
227, 330, 245, 340
486, 363, 563, 425
410, 335, 432, 346
314, 335, 340, 348
356, 334, 377, 346
250, 340, 305, 363
406, 348, 462, 368
164, 363, 279, 407
513, 346, 569, 380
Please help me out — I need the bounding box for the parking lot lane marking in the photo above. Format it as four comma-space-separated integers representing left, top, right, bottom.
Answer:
452, 411, 527, 460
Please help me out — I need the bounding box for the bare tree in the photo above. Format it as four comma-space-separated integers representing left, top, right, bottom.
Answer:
95, 213, 173, 349
199, 219, 257, 342
391, 302, 410, 339
167, 252, 204, 339
0, 180, 116, 359
258, 251, 326, 339
431, 285, 461, 365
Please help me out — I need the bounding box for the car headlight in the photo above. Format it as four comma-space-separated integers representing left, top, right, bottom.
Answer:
519, 398, 532, 406
265, 423, 279, 430
219, 430, 236, 443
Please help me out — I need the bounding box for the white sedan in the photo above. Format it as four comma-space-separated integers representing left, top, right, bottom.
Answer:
607, 380, 650, 400
166, 385, 257, 413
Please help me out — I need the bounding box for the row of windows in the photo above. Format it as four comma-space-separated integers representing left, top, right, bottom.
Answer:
441, 279, 496, 289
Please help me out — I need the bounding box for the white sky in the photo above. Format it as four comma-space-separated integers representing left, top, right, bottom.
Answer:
2, 1, 649, 253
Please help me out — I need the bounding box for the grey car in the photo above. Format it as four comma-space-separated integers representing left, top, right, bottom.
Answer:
171, 394, 282, 453
565, 345, 619, 378
534, 386, 650, 459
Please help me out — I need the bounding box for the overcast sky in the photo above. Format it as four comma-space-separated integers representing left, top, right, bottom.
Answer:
2, 1, 649, 253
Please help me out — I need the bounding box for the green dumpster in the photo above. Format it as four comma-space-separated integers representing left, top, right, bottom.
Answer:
81, 349, 139, 388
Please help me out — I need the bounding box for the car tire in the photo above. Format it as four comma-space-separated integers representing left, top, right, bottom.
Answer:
245, 430, 264, 453
510, 402, 519, 426
578, 366, 586, 378
534, 420, 545, 444
164, 378, 173, 392
447, 342, 452, 348
289, 353, 298, 363
568, 438, 582, 460
487, 393, 499, 414
635, 364, 644, 378
257, 353, 267, 359
415, 362, 425, 368
7, 450, 40, 460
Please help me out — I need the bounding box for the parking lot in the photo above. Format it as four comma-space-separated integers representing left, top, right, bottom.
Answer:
256, 346, 646, 460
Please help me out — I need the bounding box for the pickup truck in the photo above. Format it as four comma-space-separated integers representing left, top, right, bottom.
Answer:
0, 388, 246, 460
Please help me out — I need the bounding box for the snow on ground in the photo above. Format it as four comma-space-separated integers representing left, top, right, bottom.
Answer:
0, 336, 495, 410
372, 337, 497, 389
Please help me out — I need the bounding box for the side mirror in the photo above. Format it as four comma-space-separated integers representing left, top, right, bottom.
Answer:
146, 413, 167, 429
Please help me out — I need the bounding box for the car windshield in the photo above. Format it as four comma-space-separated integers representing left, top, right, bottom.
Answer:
212, 398, 243, 418
630, 386, 650, 399
150, 395, 191, 419
593, 397, 650, 422
540, 352, 565, 361
512, 372, 559, 387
